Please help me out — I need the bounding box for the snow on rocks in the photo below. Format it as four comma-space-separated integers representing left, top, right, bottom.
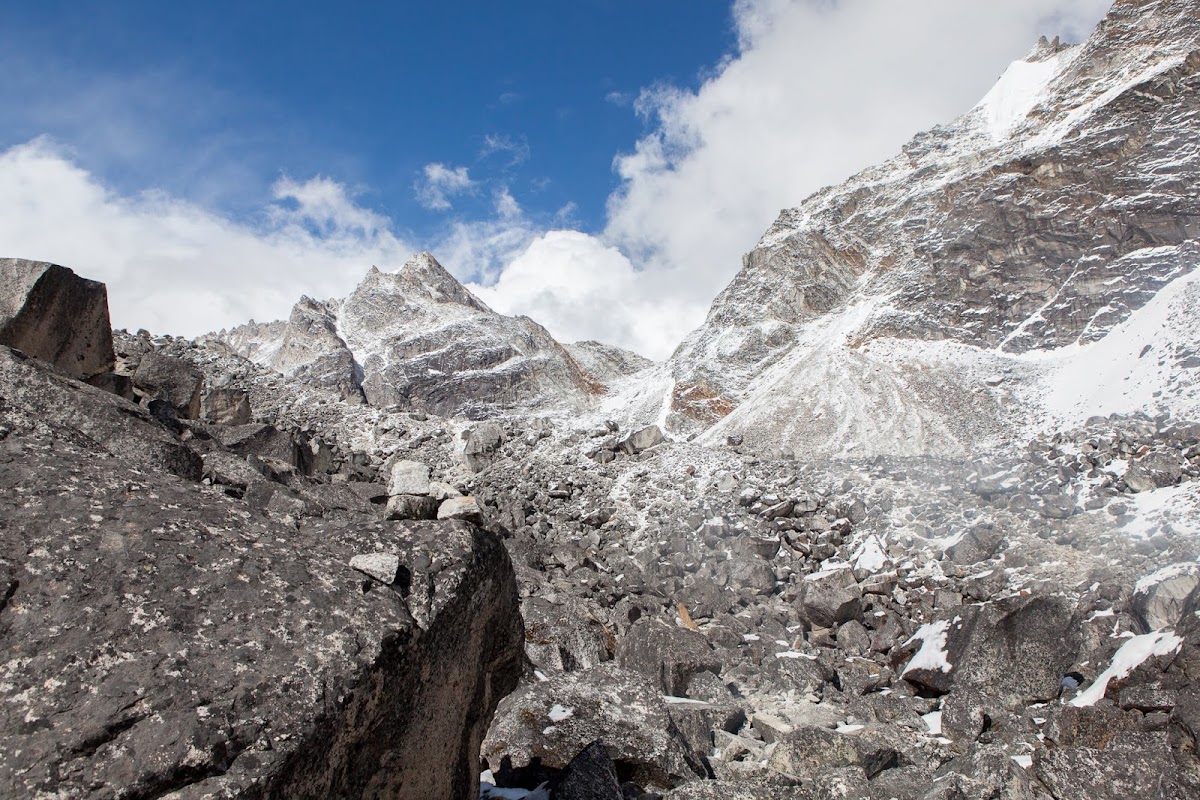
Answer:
1070, 630, 1184, 707
1132, 562, 1200, 631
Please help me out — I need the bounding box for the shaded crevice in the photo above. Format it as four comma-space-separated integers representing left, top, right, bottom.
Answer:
68, 712, 148, 759
0, 576, 17, 616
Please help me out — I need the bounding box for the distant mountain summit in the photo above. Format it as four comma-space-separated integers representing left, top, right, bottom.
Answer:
665, 0, 1200, 458
211, 253, 607, 418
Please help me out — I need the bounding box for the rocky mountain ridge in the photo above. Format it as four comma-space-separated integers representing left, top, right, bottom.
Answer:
665, 0, 1200, 459
211, 253, 605, 419
4, 1, 1200, 798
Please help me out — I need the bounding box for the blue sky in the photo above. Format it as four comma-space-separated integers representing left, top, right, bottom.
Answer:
0, 1, 733, 238
0, 0, 1112, 358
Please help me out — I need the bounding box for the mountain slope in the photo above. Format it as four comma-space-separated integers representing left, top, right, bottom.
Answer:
211, 253, 605, 418
667, 0, 1200, 458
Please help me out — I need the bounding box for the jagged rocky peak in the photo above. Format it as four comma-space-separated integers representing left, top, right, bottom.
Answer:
665, 0, 1200, 459
365, 252, 493, 312
565, 339, 655, 385
212, 252, 605, 418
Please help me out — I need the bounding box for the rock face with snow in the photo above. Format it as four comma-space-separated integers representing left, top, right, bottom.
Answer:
667, 0, 1200, 458
12, 2, 1200, 798
213, 253, 604, 418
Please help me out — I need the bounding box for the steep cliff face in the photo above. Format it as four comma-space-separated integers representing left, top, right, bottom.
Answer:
667, 0, 1200, 458
213, 253, 605, 419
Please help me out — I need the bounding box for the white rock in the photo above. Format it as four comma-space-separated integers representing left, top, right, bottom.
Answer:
429, 480, 463, 501
388, 459, 431, 496
349, 552, 399, 584
437, 496, 481, 521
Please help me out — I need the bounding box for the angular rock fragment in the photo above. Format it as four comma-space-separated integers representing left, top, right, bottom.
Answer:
350, 552, 401, 584
133, 351, 205, 419
389, 459, 432, 496
0, 258, 115, 379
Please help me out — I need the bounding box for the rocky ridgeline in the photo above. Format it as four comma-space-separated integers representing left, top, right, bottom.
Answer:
667, 0, 1200, 459
6, 2, 1200, 797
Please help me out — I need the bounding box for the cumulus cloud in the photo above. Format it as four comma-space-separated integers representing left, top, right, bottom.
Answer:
600, 0, 1113, 353
0, 138, 415, 337
469, 231, 693, 356
414, 162, 476, 211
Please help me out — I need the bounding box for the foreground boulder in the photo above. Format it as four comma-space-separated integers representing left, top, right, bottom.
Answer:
0, 345, 201, 480
0, 393, 524, 798
0, 258, 115, 379
482, 664, 707, 790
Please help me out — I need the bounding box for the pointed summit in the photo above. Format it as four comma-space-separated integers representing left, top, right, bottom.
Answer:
356, 253, 491, 315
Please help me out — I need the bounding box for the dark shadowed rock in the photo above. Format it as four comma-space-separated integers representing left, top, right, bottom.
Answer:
617, 618, 722, 696
0, 258, 115, 379
133, 351, 205, 419
386, 493, 440, 520
217, 423, 303, 472
551, 740, 623, 800
0, 414, 523, 798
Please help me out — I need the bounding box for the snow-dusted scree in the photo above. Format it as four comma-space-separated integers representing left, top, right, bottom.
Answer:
3, 1, 1200, 799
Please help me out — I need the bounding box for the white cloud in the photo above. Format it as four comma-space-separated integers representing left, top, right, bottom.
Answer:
0, 138, 415, 337
494, 186, 522, 220
0, 1, 1116, 363
600, 0, 1113, 351
480, 134, 530, 166
469, 231, 692, 357
414, 162, 476, 211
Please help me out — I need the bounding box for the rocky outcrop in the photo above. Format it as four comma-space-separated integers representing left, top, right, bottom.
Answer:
132, 351, 204, 420
213, 254, 604, 418
1, 328, 526, 798
0, 258, 114, 379
0, 345, 201, 480
565, 340, 654, 385
668, 0, 1200, 457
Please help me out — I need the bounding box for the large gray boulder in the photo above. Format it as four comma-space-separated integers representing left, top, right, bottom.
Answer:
617, 618, 722, 696
0, 258, 115, 380
1132, 562, 1200, 632
620, 425, 666, 455
0, 405, 524, 798
482, 664, 706, 790
0, 346, 200, 481
798, 565, 862, 628
133, 351, 205, 420
897, 594, 1083, 742
201, 386, 253, 425
464, 421, 505, 472
389, 459, 432, 496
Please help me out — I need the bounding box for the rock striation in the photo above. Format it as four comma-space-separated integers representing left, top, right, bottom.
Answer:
667, 0, 1200, 458
211, 253, 606, 418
